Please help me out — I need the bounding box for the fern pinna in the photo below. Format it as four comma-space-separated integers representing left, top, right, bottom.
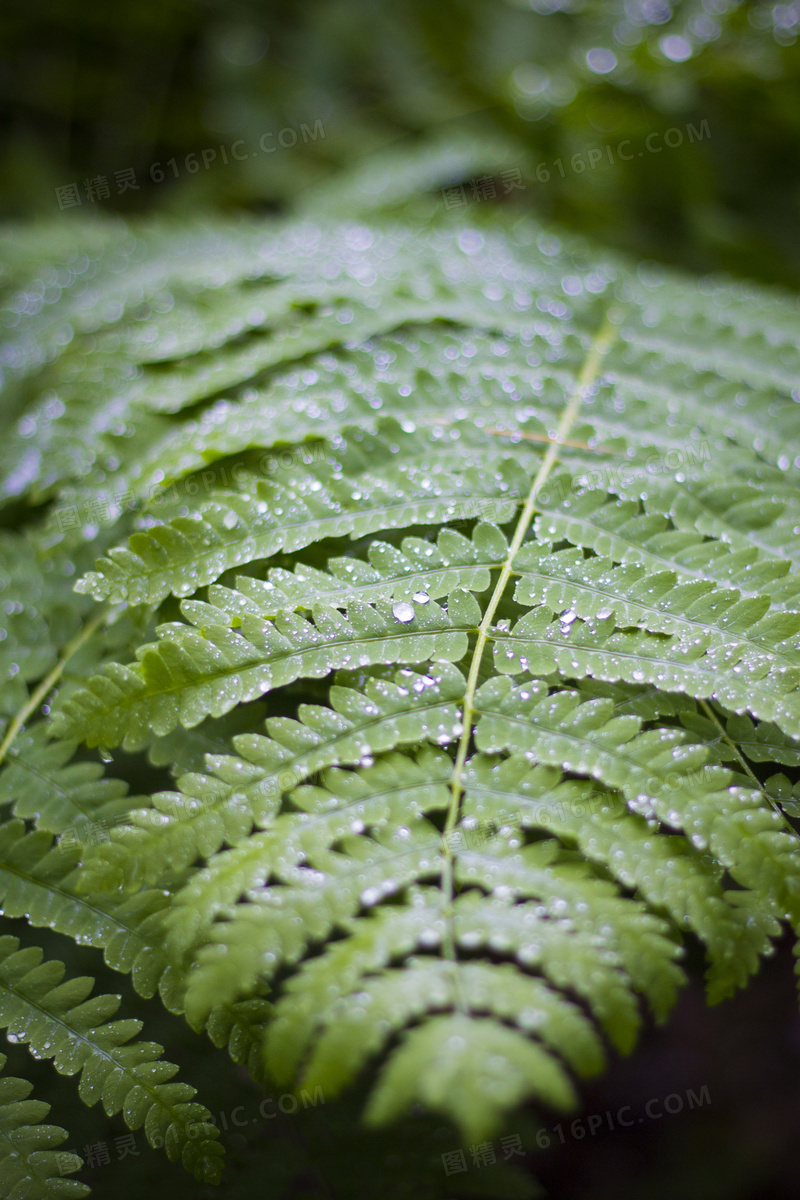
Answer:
1, 200, 800, 1196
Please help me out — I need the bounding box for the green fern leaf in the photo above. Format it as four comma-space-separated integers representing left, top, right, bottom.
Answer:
74, 430, 522, 607
0, 1053, 88, 1199
5, 200, 800, 1167
0, 725, 135, 835
492, 605, 800, 739
474, 679, 800, 921
52, 590, 478, 750
0, 937, 223, 1183
82, 663, 464, 890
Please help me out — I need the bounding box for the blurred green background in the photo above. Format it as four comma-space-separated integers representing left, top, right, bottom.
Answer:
2, 2, 800, 1197
2, 0, 800, 283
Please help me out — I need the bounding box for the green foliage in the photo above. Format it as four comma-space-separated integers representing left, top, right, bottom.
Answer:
1, 192, 800, 1197
3, 0, 800, 290
0, 1053, 88, 1199
0, 938, 223, 1183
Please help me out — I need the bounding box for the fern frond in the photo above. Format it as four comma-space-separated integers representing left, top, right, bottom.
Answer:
459, 755, 778, 1001
180, 820, 446, 1018
146, 703, 271, 777
631, 477, 800, 574
533, 489, 800, 611
224, 521, 505, 613
266, 875, 637, 1062
0, 937, 223, 1183
74, 426, 524, 606
493, 606, 800, 739
5, 200, 800, 1166
474, 679, 800, 921
0, 1053, 88, 1199
52, 589, 479, 750
303, 958, 604, 1096
165, 747, 453, 959
0, 533, 88, 718
103, 329, 580, 511
82, 664, 464, 890
0, 820, 178, 1006
513, 542, 800, 646
362, 1013, 575, 1144
683, 708, 800, 768
259, 866, 676, 1137
449, 831, 685, 1015
616, 282, 800, 395
0, 725, 134, 835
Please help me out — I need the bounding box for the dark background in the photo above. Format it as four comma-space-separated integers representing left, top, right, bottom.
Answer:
3, 0, 800, 285
2, 2, 800, 1197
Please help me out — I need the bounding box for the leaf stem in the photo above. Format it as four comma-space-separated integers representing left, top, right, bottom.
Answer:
438, 312, 617, 1010
698, 698, 798, 835
0, 606, 108, 768
445, 312, 618, 833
